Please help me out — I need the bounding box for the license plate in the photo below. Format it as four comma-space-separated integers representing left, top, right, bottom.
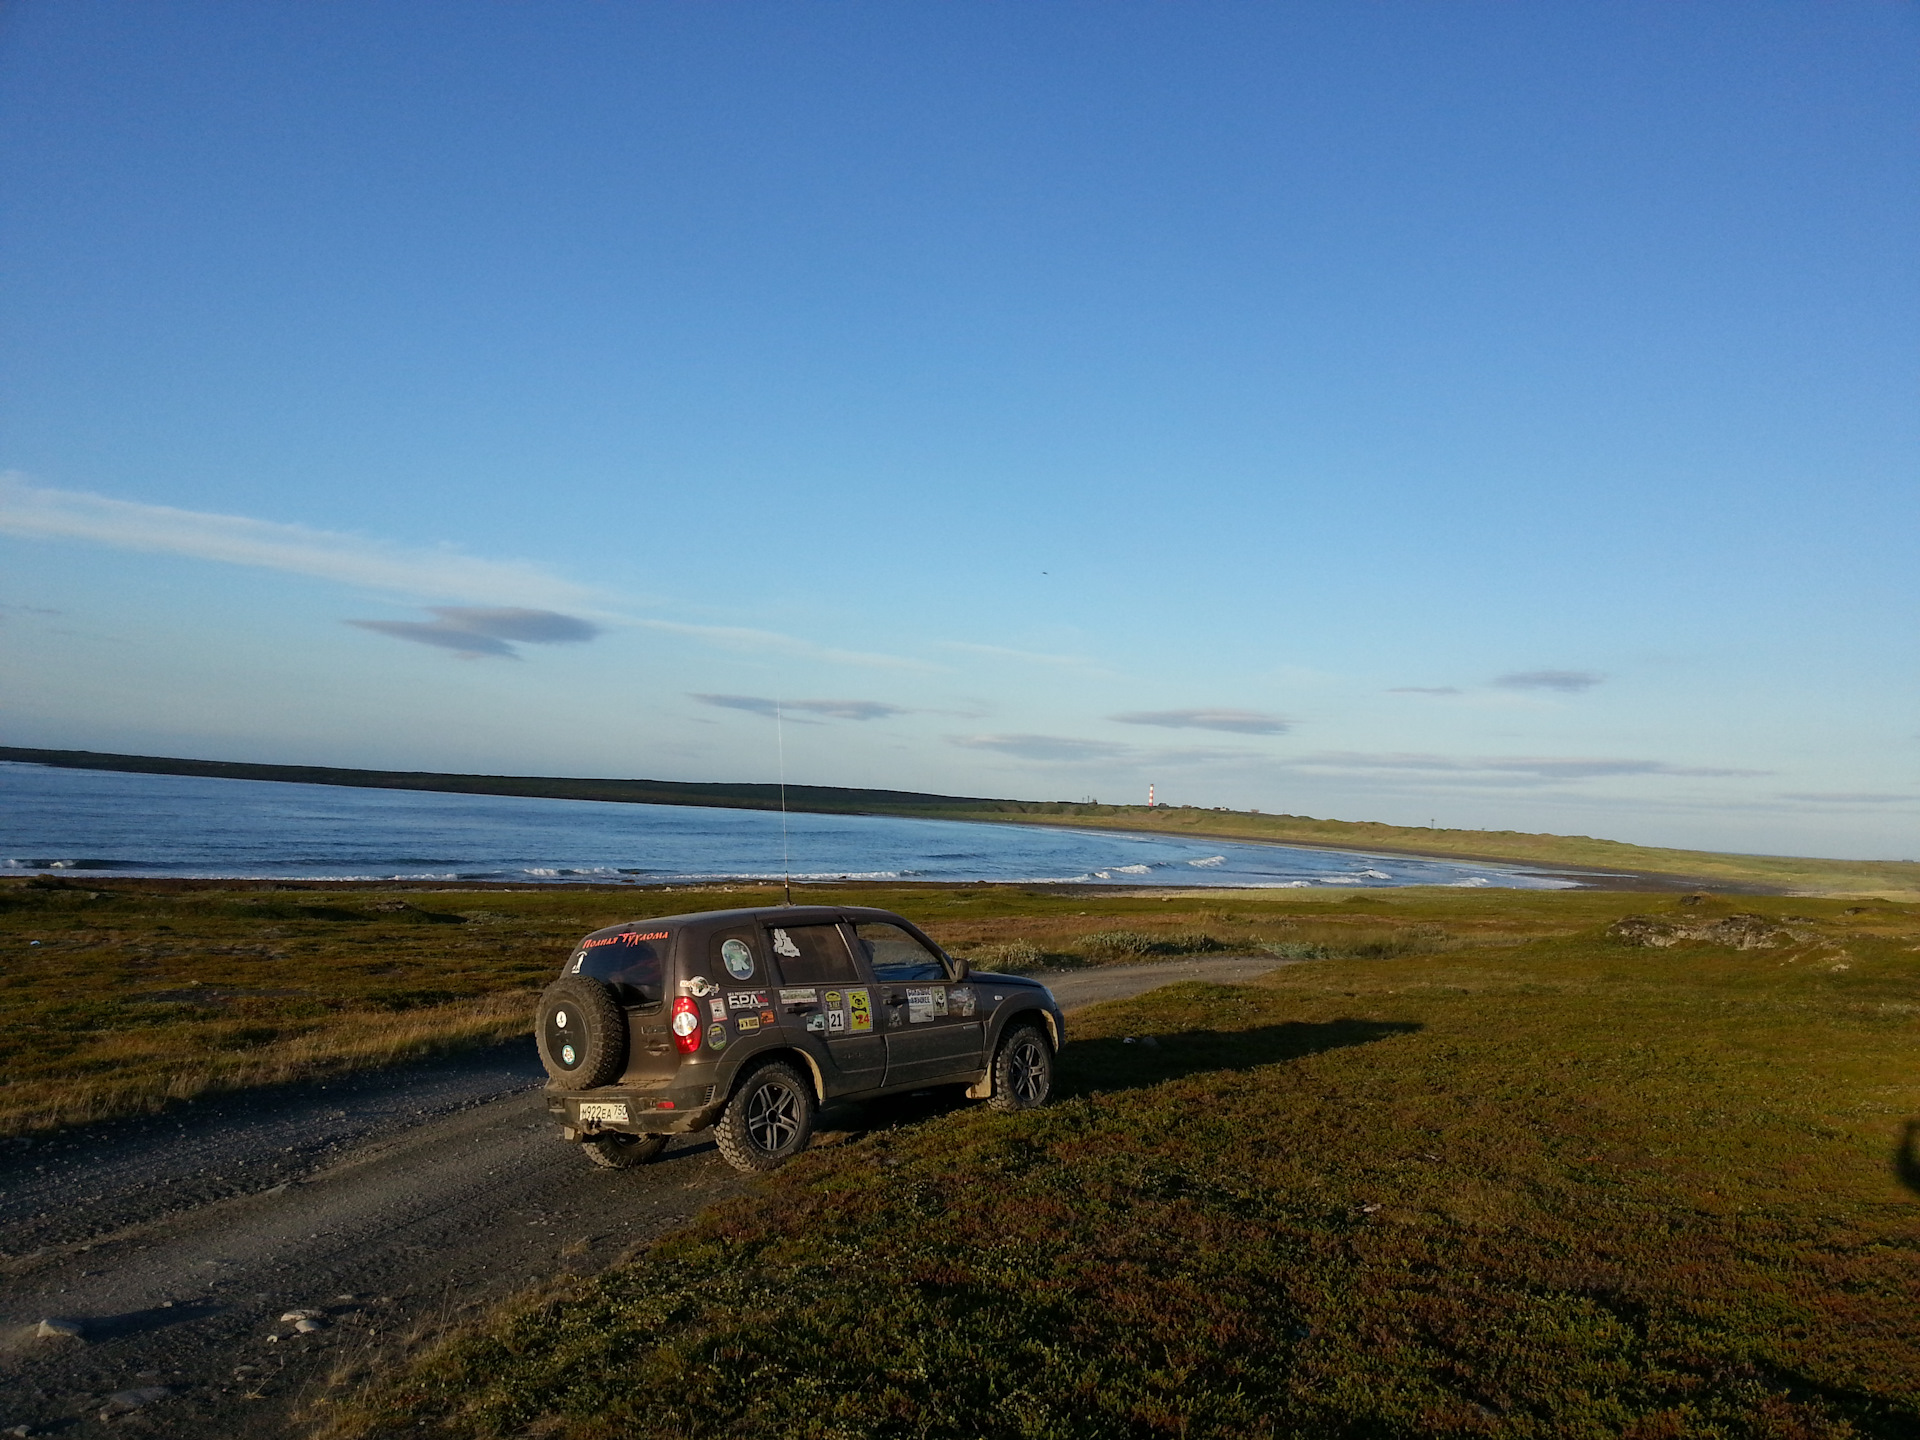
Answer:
577, 1102, 629, 1123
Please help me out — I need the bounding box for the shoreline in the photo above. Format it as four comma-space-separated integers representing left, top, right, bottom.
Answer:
9, 747, 1904, 896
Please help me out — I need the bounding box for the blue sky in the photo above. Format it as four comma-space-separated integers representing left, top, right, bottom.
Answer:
1, 1, 1915, 859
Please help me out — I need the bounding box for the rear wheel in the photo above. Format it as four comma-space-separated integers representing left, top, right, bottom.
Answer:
535, 976, 627, 1086
714, 1061, 815, 1172
581, 1132, 668, 1168
987, 1024, 1053, 1113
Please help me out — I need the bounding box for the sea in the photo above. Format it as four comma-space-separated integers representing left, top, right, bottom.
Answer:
0, 762, 1577, 890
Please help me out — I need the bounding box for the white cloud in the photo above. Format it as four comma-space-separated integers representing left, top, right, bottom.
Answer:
641, 618, 935, 671
938, 640, 1107, 671
0, 473, 930, 670
949, 733, 1269, 767
950, 733, 1133, 763
0, 472, 592, 609
1283, 751, 1766, 784
348, 607, 600, 659
1777, 791, 1917, 806
692, 694, 911, 721
1112, 708, 1292, 735
1493, 670, 1605, 692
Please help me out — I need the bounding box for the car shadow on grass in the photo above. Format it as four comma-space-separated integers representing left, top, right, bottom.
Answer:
1056, 1017, 1422, 1099
1897, 1120, 1920, 1196
811, 1018, 1421, 1142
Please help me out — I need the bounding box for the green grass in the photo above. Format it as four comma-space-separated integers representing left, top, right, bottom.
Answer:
3, 878, 1910, 1138
317, 894, 1920, 1439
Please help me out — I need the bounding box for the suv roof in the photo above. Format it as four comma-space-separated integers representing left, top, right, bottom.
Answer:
581, 904, 929, 938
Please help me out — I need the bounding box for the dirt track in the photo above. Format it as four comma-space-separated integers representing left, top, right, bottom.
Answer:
0, 955, 1282, 1437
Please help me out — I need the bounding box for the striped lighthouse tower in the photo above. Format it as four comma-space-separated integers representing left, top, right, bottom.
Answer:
1147, 784, 1156, 807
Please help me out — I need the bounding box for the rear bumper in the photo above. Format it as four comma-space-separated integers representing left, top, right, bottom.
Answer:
546, 1083, 725, 1138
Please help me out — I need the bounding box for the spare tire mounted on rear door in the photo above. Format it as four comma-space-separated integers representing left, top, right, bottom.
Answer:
536, 975, 627, 1086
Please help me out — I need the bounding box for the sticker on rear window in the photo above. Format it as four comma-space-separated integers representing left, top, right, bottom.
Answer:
721, 939, 755, 980
771, 928, 801, 958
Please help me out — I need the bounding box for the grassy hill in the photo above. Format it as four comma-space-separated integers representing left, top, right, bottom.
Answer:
7, 745, 1915, 897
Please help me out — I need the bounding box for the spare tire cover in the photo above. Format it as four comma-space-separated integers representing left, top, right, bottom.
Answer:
536, 975, 627, 1086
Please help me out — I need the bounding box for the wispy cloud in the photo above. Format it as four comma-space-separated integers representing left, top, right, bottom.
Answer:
643, 618, 933, 672
0, 472, 593, 609
950, 733, 1133, 763
949, 733, 1268, 767
0, 473, 934, 671
1493, 670, 1605, 693
1777, 791, 1917, 805
938, 640, 1105, 671
1284, 751, 1765, 784
692, 694, 911, 722
1389, 686, 1462, 696
1111, 708, 1292, 735
349, 606, 601, 659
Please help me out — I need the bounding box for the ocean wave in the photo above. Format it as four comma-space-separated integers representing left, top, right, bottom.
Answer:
649, 870, 906, 883
1355, 869, 1392, 880
1110, 864, 1153, 875
1450, 876, 1491, 887
1187, 855, 1227, 868
4, 857, 147, 871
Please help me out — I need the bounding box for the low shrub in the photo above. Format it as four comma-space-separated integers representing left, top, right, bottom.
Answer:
1079, 930, 1223, 961
962, 939, 1046, 971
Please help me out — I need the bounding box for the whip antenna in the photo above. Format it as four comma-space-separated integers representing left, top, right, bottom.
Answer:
775, 697, 792, 906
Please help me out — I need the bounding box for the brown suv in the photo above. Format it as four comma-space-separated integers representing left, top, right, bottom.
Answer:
535, 905, 1064, 1171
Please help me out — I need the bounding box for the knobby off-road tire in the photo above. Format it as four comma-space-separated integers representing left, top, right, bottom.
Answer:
581, 1132, 669, 1168
986, 1023, 1053, 1113
536, 976, 627, 1087
714, 1060, 815, 1173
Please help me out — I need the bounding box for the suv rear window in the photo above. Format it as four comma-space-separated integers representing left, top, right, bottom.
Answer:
572, 930, 667, 1004
767, 924, 860, 984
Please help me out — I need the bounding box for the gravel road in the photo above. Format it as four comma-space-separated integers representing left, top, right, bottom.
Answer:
0, 954, 1281, 1437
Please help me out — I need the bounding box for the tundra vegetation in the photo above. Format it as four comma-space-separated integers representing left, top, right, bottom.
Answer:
4, 880, 1916, 1436
302, 888, 1918, 1439
0, 877, 1594, 1134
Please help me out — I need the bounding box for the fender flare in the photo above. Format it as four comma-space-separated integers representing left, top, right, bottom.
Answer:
968, 1002, 1058, 1098
717, 1044, 827, 1104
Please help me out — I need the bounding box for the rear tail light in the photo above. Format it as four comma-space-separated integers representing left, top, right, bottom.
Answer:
671, 997, 702, 1053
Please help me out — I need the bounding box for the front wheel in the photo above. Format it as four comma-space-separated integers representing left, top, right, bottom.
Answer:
581, 1131, 668, 1168
987, 1024, 1054, 1113
714, 1061, 816, 1172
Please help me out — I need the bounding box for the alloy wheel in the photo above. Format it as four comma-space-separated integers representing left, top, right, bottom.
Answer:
747, 1078, 801, 1153
1010, 1038, 1047, 1102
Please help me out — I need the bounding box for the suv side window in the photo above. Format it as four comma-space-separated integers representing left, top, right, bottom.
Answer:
854, 921, 949, 982
767, 924, 860, 984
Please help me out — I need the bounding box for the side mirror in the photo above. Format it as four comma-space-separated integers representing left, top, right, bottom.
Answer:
948, 954, 971, 982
